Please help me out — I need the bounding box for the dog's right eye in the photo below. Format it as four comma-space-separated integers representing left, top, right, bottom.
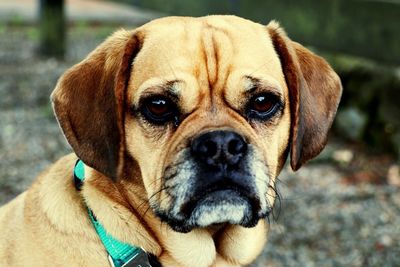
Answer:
141, 96, 178, 125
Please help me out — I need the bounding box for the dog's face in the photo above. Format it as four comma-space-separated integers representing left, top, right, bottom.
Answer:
51, 16, 342, 233
124, 17, 291, 232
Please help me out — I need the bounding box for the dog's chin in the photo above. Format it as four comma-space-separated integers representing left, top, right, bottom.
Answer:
188, 189, 254, 226
157, 190, 265, 233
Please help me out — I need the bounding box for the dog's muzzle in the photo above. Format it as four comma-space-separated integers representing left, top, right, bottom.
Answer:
155, 130, 271, 233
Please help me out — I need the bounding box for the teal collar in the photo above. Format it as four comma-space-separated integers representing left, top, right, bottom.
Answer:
74, 160, 160, 267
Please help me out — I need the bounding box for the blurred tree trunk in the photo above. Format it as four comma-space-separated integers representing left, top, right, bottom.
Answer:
39, 0, 66, 59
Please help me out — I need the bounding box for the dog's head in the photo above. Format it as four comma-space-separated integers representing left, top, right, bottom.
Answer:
52, 16, 341, 233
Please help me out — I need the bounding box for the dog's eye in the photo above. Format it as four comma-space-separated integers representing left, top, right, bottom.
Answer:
252, 95, 274, 113
247, 94, 281, 120
147, 98, 170, 116
141, 96, 178, 124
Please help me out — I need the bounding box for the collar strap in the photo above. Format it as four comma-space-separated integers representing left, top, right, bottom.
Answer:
73, 160, 160, 267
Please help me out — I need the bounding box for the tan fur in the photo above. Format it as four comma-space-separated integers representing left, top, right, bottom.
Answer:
0, 16, 341, 266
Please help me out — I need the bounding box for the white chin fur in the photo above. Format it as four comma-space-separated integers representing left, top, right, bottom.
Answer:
189, 201, 248, 227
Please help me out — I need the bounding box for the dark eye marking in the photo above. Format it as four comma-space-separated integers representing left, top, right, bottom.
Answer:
140, 95, 179, 125
246, 93, 283, 121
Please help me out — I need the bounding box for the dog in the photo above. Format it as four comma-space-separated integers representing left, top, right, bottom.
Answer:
0, 15, 342, 267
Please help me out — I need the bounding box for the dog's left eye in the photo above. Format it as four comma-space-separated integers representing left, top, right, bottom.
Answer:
141, 96, 178, 124
247, 94, 281, 120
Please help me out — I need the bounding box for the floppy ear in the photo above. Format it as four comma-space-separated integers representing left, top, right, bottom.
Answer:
51, 30, 142, 179
267, 22, 342, 171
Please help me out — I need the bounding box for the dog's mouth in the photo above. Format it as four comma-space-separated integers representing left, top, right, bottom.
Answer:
154, 146, 272, 233
186, 188, 255, 226
156, 181, 268, 233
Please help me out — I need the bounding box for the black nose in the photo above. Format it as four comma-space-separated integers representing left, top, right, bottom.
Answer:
191, 130, 247, 167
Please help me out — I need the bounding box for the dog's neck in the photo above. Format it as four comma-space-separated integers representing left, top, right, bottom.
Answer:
74, 160, 162, 267
80, 164, 161, 253
81, 164, 266, 266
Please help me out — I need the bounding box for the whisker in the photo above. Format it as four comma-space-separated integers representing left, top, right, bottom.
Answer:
265, 214, 272, 232
274, 174, 290, 187
136, 185, 175, 219
146, 176, 163, 189
268, 184, 282, 221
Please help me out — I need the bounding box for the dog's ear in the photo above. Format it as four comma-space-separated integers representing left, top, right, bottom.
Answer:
267, 22, 342, 171
51, 30, 142, 179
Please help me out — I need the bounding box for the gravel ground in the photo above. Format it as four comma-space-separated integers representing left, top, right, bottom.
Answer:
0, 26, 399, 267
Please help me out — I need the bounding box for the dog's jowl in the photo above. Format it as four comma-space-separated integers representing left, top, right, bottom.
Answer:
0, 16, 342, 267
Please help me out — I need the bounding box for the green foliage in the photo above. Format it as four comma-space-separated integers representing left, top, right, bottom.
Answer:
27, 27, 39, 41
40, 105, 55, 119
0, 24, 5, 35
9, 13, 24, 26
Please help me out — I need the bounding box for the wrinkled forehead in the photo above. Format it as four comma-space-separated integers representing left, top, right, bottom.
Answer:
128, 16, 285, 101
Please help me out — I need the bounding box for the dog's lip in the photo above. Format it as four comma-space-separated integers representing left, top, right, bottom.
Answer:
191, 189, 250, 214
188, 189, 251, 223
153, 186, 268, 233
180, 182, 259, 216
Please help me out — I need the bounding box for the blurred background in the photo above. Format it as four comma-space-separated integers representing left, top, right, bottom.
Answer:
0, 0, 399, 266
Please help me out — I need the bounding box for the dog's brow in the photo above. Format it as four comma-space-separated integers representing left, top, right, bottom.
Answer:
165, 80, 182, 95
133, 78, 185, 105
153, 80, 181, 92
139, 80, 182, 96
244, 75, 282, 96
